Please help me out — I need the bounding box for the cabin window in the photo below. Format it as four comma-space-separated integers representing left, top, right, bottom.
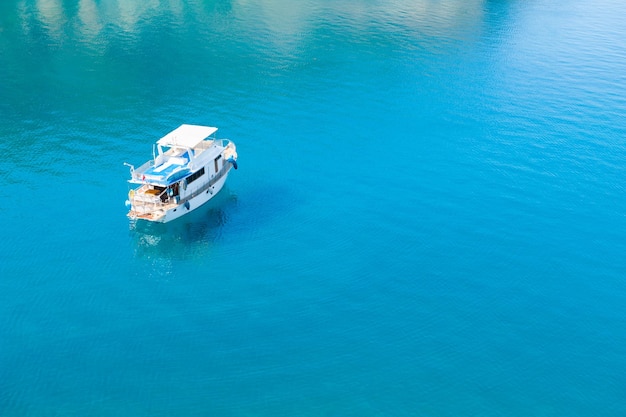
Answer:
214, 155, 222, 173
186, 167, 205, 185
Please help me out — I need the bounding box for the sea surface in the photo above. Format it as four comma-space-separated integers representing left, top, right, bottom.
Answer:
1, 0, 626, 415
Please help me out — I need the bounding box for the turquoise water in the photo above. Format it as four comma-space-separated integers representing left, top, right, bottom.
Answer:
2, 0, 626, 415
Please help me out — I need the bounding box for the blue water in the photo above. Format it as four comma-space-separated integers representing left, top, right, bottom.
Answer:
2, 0, 626, 415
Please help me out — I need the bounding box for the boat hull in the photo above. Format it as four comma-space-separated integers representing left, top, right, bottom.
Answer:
129, 168, 230, 223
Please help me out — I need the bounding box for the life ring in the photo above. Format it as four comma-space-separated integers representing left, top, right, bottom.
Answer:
128, 189, 135, 200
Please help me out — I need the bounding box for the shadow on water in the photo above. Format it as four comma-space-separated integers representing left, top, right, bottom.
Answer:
129, 188, 237, 260
225, 182, 302, 233
128, 182, 301, 261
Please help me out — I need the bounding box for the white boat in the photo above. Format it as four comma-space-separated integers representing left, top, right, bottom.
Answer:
124, 124, 238, 223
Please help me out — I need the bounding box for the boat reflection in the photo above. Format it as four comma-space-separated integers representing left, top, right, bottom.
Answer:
129, 188, 237, 260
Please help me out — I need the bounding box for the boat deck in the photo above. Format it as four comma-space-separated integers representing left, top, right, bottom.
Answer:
143, 158, 187, 178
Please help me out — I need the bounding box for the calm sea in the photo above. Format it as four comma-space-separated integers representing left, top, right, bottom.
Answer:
1, 0, 626, 415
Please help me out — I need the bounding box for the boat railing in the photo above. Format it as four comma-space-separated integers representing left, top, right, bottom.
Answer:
130, 186, 176, 214
219, 139, 232, 148
130, 160, 155, 181
195, 139, 215, 152
193, 138, 230, 154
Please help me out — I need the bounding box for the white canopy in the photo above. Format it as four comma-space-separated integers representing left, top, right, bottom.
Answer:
157, 124, 218, 148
